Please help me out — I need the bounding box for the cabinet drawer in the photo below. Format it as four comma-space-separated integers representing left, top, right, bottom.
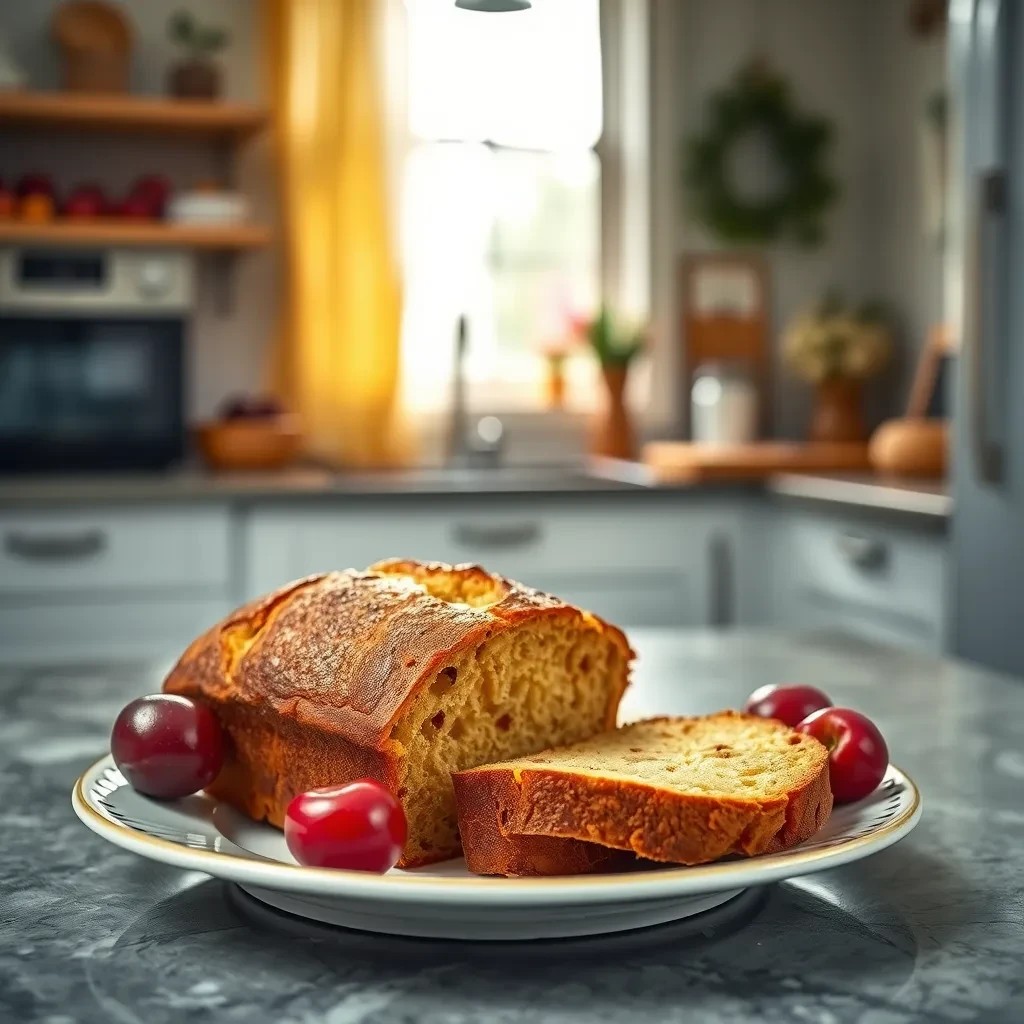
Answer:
775, 512, 947, 650
441, 507, 692, 574
244, 501, 729, 594
243, 498, 738, 629
0, 506, 231, 596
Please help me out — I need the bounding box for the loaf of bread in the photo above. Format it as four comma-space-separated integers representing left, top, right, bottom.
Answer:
452, 712, 832, 875
162, 559, 633, 867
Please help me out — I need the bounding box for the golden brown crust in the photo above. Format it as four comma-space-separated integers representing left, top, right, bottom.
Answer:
760, 753, 833, 853
202, 700, 398, 826
163, 560, 633, 867
168, 574, 328, 704
452, 763, 641, 876
454, 714, 833, 872
167, 562, 629, 748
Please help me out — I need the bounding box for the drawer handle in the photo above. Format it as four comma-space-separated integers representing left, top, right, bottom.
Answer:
835, 531, 888, 571
4, 529, 107, 561
452, 522, 541, 550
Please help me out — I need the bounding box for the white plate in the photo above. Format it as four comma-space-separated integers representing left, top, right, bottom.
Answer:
73, 756, 920, 940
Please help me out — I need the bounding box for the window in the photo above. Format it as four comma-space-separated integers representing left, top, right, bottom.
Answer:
400, 0, 604, 413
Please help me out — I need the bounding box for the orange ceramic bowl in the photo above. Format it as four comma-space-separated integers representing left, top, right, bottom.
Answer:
195, 415, 303, 472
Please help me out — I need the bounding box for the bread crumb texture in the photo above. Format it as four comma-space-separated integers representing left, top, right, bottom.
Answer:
391, 614, 628, 864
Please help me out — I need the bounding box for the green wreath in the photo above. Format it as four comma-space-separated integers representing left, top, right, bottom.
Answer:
685, 63, 839, 246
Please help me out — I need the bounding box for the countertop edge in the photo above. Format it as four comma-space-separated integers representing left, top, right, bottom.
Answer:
0, 467, 950, 519
768, 473, 952, 520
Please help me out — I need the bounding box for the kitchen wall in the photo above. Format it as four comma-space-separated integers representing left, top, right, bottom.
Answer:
0, 0, 276, 421
675, 0, 946, 438
863, 0, 947, 418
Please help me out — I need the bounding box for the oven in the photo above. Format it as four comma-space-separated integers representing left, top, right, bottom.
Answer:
0, 248, 192, 473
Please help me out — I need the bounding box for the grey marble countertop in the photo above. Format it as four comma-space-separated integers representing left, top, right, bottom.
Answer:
4, 629, 1016, 1023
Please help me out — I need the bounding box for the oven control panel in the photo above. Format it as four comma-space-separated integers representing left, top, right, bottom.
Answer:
0, 248, 194, 313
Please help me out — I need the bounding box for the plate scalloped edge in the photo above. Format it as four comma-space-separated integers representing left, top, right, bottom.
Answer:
72, 756, 922, 908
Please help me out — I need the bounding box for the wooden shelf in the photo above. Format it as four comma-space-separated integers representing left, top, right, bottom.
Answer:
0, 91, 268, 140
0, 220, 271, 250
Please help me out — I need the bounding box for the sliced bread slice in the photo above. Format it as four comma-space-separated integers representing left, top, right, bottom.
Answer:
452, 712, 832, 876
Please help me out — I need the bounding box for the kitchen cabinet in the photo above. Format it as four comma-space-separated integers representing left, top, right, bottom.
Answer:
768, 505, 948, 653
0, 483, 950, 663
0, 504, 234, 663
243, 496, 744, 628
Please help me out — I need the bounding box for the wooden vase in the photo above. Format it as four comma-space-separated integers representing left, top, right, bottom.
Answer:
592, 364, 635, 460
810, 377, 867, 444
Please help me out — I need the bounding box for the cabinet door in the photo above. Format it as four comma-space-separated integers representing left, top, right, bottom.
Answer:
526, 571, 698, 628
950, 0, 1024, 674
243, 498, 738, 628
772, 509, 948, 652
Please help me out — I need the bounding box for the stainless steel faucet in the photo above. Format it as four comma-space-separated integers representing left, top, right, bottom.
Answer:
448, 315, 504, 468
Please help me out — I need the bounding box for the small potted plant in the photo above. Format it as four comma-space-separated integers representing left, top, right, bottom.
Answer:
784, 294, 892, 443
578, 306, 647, 460
167, 11, 228, 100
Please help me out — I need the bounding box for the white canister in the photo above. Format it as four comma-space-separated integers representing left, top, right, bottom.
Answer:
690, 362, 758, 445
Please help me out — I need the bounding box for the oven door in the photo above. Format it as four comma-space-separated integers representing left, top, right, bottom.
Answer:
0, 317, 185, 473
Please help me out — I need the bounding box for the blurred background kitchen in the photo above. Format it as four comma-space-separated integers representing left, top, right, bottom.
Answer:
2, 0, 1014, 674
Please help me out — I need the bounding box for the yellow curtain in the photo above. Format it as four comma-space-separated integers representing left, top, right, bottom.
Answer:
267, 0, 406, 467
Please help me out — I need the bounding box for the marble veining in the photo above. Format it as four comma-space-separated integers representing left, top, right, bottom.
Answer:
2, 630, 1023, 1023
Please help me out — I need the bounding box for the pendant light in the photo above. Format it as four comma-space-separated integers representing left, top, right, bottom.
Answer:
454, 1, 532, 11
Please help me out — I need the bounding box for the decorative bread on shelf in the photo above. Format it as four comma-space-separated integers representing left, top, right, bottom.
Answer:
452, 712, 832, 876
162, 559, 633, 868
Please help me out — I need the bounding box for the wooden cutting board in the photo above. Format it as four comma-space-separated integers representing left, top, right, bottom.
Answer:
643, 441, 872, 483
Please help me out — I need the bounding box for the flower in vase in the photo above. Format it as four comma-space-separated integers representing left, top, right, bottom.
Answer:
784, 296, 892, 384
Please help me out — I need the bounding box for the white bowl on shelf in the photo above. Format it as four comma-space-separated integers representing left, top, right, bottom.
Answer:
167, 192, 250, 225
